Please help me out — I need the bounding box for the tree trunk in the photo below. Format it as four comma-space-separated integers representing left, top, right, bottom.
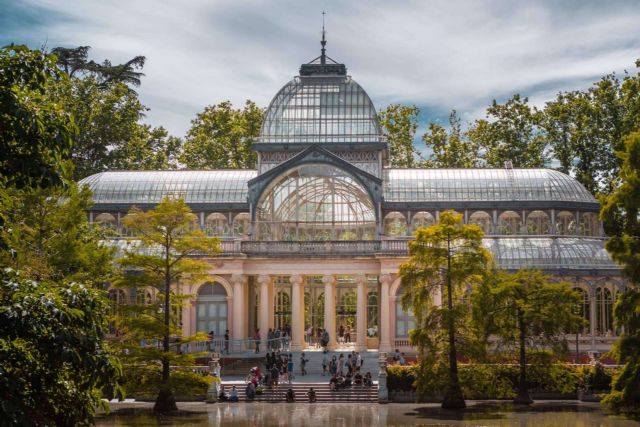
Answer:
154, 251, 177, 412
442, 234, 465, 409
514, 311, 532, 404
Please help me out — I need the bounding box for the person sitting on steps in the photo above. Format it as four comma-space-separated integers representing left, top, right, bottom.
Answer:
307, 387, 317, 403
286, 388, 295, 403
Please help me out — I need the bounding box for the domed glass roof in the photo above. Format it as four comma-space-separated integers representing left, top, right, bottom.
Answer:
259, 75, 383, 144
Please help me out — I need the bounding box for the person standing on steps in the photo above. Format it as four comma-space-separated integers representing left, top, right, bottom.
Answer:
287, 354, 294, 383
338, 353, 344, 376
253, 329, 261, 353
322, 354, 328, 376
338, 324, 345, 344
345, 325, 351, 343
321, 329, 330, 353
224, 329, 230, 354
300, 352, 309, 376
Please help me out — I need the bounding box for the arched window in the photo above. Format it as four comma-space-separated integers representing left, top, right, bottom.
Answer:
395, 288, 415, 338
556, 211, 576, 235
497, 211, 522, 235
95, 213, 117, 229
367, 291, 378, 337
205, 213, 229, 237
136, 288, 153, 305
196, 282, 228, 336
526, 210, 550, 235
108, 289, 127, 314
595, 287, 613, 336
573, 287, 590, 334
256, 164, 376, 241
580, 212, 600, 237
469, 211, 492, 234
232, 213, 251, 237
411, 211, 435, 233
384, 212, 408, 237
274, 290, 291, 330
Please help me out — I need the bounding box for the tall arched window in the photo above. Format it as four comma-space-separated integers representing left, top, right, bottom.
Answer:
573, 287, 590, 334
469, 211, 492, 234
411, 211, 435, 233
136, 288, 153, 305
395, 288, 415, 338
556, 211, 576, 235
497, 211, 522, 235
580, 212, 600, 237
196, 282, 228, 336
595, 287, 613, 336
274, 290, 291, 330
384, 212, 408, 237
367, 291, 378, 337
204, 213, 229, 237
526, 210, 550, 235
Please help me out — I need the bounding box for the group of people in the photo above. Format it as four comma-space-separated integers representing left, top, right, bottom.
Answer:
329, 369, 373, 390
252, 326, 292, 354
391, 348, 407, 365
207, 329, 230, 354
323, 351, 364, 376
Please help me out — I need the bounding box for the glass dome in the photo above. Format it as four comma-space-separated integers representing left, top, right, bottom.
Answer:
259, 76, 383, 144
255, 164, 376, 241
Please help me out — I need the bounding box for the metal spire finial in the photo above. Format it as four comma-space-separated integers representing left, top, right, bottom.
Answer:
321, 10, 327, 65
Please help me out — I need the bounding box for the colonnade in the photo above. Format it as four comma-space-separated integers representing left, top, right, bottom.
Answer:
240, 273, 397, 352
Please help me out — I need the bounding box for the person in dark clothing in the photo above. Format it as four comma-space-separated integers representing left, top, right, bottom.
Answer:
286, 388, 295, 402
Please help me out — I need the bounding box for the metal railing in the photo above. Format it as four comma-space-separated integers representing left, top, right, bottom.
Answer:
180, 337, 291, 355
241, 240, 384, 256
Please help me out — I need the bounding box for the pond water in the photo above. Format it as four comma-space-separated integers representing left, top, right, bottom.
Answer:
96, 401, 640, 426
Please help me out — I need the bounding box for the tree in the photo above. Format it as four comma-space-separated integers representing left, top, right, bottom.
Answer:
0, 45, 75, 189
399, 210, 491, 409
180, 100, 263, 169
0, 181, 114, 285
51, 75, 148, 179
468, 94, 547, 168
473, 269, 581, 404
422, 110, 481, 168
52, 45, 146, 90
601, 131, 640, 416
0, 268, 122, 426
378, 104, 420, 167
116, 197, 219, 412
111, 125, 182, 170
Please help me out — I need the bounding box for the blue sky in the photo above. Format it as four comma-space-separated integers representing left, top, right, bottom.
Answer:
2, 0, 640, 141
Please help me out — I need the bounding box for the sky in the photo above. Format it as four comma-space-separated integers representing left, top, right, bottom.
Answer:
2, 0, 640, 139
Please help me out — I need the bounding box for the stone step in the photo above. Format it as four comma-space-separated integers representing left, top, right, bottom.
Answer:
220, 382, 379, 402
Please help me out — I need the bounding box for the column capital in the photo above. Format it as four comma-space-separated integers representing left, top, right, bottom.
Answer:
379, 274, 394, 286
322, 274, 335, 285
290, 274, 304, 285
257, 274, 271, 286
230, 273, 244, 285
354, 274, 368, 285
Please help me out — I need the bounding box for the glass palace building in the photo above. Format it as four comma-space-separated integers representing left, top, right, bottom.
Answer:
80, 46, 625, 354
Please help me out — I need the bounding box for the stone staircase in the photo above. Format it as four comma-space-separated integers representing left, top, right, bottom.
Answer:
220, 382, 379, 402
218, 349, 380, 379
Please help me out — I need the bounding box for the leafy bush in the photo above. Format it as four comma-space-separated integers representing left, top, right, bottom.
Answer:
121, 364, 211, 398
577, 364, 614, 392
387, 362, 615, 400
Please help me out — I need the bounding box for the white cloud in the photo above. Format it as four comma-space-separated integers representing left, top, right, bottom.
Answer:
6, 0, 640, 136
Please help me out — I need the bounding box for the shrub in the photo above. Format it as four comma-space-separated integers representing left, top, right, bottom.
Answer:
121, 365, 211, 399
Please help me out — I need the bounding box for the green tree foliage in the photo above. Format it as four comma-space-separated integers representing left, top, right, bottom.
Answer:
0, 181, 114, 285
542, 69, 640, 195
111, 125, 182, 170
181, 100, 263, 169
472, 269, 581, 404
422, 110, 481, 168
399, 210, 491, 408
0, 45, 75, 189
601, 131, 640, 416
52, 45, 146, 89
468, 94, 547, 168
378, 104, 420, 167
115, 197, 219, 412
0, 268, 122, 426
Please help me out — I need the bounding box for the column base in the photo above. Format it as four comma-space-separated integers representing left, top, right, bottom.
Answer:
290, 343, 303, 351
355, 343, 367, 352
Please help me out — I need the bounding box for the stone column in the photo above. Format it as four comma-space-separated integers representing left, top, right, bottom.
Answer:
323, 274, 337, 350
356, 274, 368, 351
231, 274, 245, 343
290, 274, 304, 351
589, 287, 597, 350
257, 274, 271, 352
379, 274, 393, 352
